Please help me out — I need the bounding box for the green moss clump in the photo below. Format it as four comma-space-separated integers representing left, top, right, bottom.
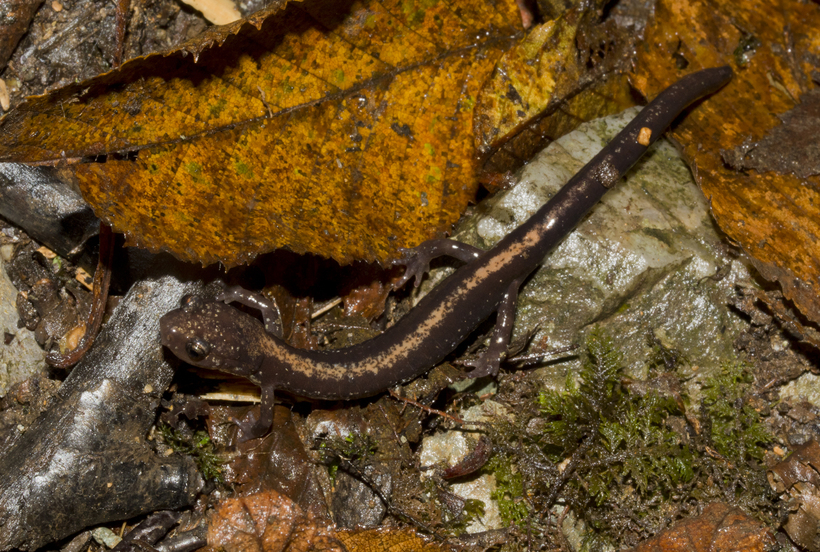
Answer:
484, 328, 775, 550
460, 498, 486, 526
537, 329, 694, 510
440, 494, 486, 535
701, 361, 771, 463
315, 432, 377, 484
486, 455, 529, 526
158, 423, 224, 482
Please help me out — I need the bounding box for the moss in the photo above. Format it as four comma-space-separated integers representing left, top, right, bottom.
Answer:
158, 423, 224, 482
647, 332, 688, 373
316, 432, 377, 485
733, 33, 761, 67
460, 498, 486, 526
701, 361, 771, 463
537, 329, 694, 508
484, 328, 775, 548
440, 495, 486, 535
486, 455, 529, 526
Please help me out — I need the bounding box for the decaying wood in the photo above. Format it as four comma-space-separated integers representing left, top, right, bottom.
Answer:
0, 263, 216, 550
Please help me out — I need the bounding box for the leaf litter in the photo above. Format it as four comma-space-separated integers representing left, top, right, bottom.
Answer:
0, 0, 528, 266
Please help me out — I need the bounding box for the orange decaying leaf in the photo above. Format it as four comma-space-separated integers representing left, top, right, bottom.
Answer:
206, 491, 343, 552
632, 0, 820, 326
626, 502, 775, 552
0, 0, 524, 267
206, 490, 457, 552
474, 6, 586, 157
336, 527, 452, 551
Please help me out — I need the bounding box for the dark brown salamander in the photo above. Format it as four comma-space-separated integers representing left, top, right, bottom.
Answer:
160, 67, 732, 438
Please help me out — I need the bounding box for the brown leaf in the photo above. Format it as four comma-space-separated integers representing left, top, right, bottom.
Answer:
626, 502, 776, 552
336, 527, 453, 552
226, 406, 329, 520
768, 440, 820, 551
206, 491, 457, 552
0, 0, 524, 266
206, 490, 344, 552
722, 89, 820, 179
747, 286, 820, 348
631, 0, 820, 326
0, 0, 43, 70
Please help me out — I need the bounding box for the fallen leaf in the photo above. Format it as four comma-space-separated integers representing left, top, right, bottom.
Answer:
0, 0, 43, 69
0, 0, 525, 266
631, 0, 820, 326
206, 491, 343, 552
474, 7, 589, 157
336, 527, 452, 551
0, 0, 637, 268
768, 440, 820, 551
625, 502, 776, 552
473, 4, 639, 189
722, 89, 820, 180
227, 406, 329, 519
748, 287, 820, 348
205, 490, 455, 552
473, 5, 638, 157
479, 72, 635, 189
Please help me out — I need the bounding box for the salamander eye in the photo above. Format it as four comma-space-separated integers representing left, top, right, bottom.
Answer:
181, 295, 204, 313
185, 337, 211, 361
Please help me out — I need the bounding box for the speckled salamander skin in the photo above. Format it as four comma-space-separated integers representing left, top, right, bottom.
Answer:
160, 67, 732, 404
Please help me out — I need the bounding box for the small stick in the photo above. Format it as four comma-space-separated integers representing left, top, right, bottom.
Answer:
113, 0, 130, 68
388, 388, 465, 425
47, 223, 114, 368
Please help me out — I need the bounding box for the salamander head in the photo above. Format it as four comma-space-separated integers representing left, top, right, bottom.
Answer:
160, 295, 267, 379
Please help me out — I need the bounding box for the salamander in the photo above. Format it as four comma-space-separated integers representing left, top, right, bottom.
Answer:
160, 66, 732, 439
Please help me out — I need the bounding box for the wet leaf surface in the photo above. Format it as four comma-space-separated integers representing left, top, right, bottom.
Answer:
206, 489, 454, 552
722, 89, 820, 180
226, 406, 329, 519
0, 0, 526, 266
631, 0, 820, 326
0, 0, 43, 69
768, 440, 820, 551
205, 490, 344, 552
479, 72, 635, 190
474, 7, 588, 157
0, 0, 641, 268
626, 502, 776, 552
336, 527, 453, 551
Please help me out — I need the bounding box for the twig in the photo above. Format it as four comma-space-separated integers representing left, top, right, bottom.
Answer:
46, 223, 114, 368
388, 389, 465, 425
113, 0, 131, 68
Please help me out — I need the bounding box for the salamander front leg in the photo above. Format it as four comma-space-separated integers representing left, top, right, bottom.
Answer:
233, 384, 276, 442
462, 275, 527, 379
218, 285, 283, 338
393, 239, 485, 289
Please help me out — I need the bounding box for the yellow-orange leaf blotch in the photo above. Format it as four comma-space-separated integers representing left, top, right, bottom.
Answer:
632, 0, 820, 326
0, 0, 523, 266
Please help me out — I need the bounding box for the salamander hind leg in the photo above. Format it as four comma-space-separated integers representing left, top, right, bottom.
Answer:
393, 239, 485, 289
461, 275, 527, 379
